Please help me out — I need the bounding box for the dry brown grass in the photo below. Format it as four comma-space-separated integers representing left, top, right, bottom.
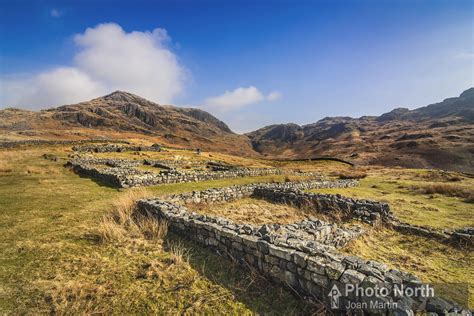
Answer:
0, 160, 13, 173
25, 165, 61, 175
418, 170, 463, 182
97, 188, 168, 243
190, 198, 318, 225
166, 240, 190, 266
418, 183, 474, 203
44, 280, 110, 315
332, 169, 367, 179
342, 228, 473, 307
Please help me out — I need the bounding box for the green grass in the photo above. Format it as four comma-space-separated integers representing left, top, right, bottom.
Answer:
0, 146, 316, 314
1, 146, 472, 313
308, 170, 473, 229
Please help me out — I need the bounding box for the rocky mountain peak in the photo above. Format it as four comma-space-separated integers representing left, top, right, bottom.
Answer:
460, 88, 474, 99
101, 90, 151, 104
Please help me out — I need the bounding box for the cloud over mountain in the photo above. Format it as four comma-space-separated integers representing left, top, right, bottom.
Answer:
1, 23, 186, 109
204, 86, 281, 111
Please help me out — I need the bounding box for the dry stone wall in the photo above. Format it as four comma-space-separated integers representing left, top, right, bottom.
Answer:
252, 187, 393, 225
392, 222, 473, 248
72, 143, 162, 153
66, 157, 286, 188
165, 180, 358, 204
137, 182, 467, 314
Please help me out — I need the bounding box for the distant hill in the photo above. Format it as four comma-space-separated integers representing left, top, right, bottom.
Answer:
0, 91, 255, 156
1, 89, 473, 172
247, 88, 474, 173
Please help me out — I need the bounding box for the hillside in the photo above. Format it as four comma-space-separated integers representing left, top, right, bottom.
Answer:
1, 89, 473, 173
247, 88, 474, 173
0, 91, 255, 156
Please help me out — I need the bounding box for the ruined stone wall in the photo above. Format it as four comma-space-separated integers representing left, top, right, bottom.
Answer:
66, 158, 285, 188
72, 144, 161, 153
392, 222, 473, 248
137, 194, 463, 314
252, 187, 392, 225
165, 180, 358, 205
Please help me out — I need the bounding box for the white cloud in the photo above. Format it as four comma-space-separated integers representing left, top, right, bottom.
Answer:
204, 86, 281, 111
0, 23, 186, 109
267, 91, 282, 101
50, 9, 63, 18
2, 68, 103, 109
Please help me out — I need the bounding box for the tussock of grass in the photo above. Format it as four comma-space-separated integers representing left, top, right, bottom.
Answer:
97, 188, 168, 243
332, 169, 367, 179
416, 183, 474, 203
25, 165, 61, 175
44, 280, 109, 315
165, 240, 190, 266
418, 170, 463, 182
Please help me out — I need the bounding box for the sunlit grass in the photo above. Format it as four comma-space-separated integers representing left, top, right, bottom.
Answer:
0, 146, 315, 314
308, 170, 474, 229
342, 228, 473, 307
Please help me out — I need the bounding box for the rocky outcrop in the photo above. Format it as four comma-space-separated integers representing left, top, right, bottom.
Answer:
0, 139, 128, 149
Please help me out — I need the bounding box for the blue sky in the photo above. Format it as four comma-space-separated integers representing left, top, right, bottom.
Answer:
0, 0, 472, 132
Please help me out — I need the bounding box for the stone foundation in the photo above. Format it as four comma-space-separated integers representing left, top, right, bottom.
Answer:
72, 143, 162, 153
137, 182, 467, 314
392, 222, 474, 248
66, 157, 324, 188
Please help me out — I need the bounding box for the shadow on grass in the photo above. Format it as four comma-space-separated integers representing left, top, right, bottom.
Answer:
164, 232, 321, 315
66, 167, 122, 189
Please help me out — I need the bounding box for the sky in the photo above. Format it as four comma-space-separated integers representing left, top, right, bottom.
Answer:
0, 0, 473, 133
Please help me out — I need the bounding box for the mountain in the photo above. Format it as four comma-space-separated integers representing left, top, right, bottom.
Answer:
1, 89, 473, 173
247, 89, 474, 173
0, 91, 255, 156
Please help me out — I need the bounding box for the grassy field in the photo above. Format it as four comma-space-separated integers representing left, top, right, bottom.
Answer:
1, 145, 472, 312
308, 168, 474, 229
0, 146, 318, 314
342, 228, 473, 307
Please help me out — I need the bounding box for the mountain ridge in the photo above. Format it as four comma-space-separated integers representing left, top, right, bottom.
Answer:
1, 88, 473, 172
0, 90, 254, 156
246, 88, 474, 173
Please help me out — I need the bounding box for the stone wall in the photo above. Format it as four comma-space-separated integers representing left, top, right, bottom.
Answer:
392, 222, 473, 248
66, 157, 286, 188
252, 187, 392, 225
165, 180, 358, 205
137, 185, 466, 314
168, 181, 394, 226
72, 143, 162, 153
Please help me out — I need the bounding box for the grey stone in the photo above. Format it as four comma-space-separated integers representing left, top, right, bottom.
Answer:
325, 261, 345, 280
